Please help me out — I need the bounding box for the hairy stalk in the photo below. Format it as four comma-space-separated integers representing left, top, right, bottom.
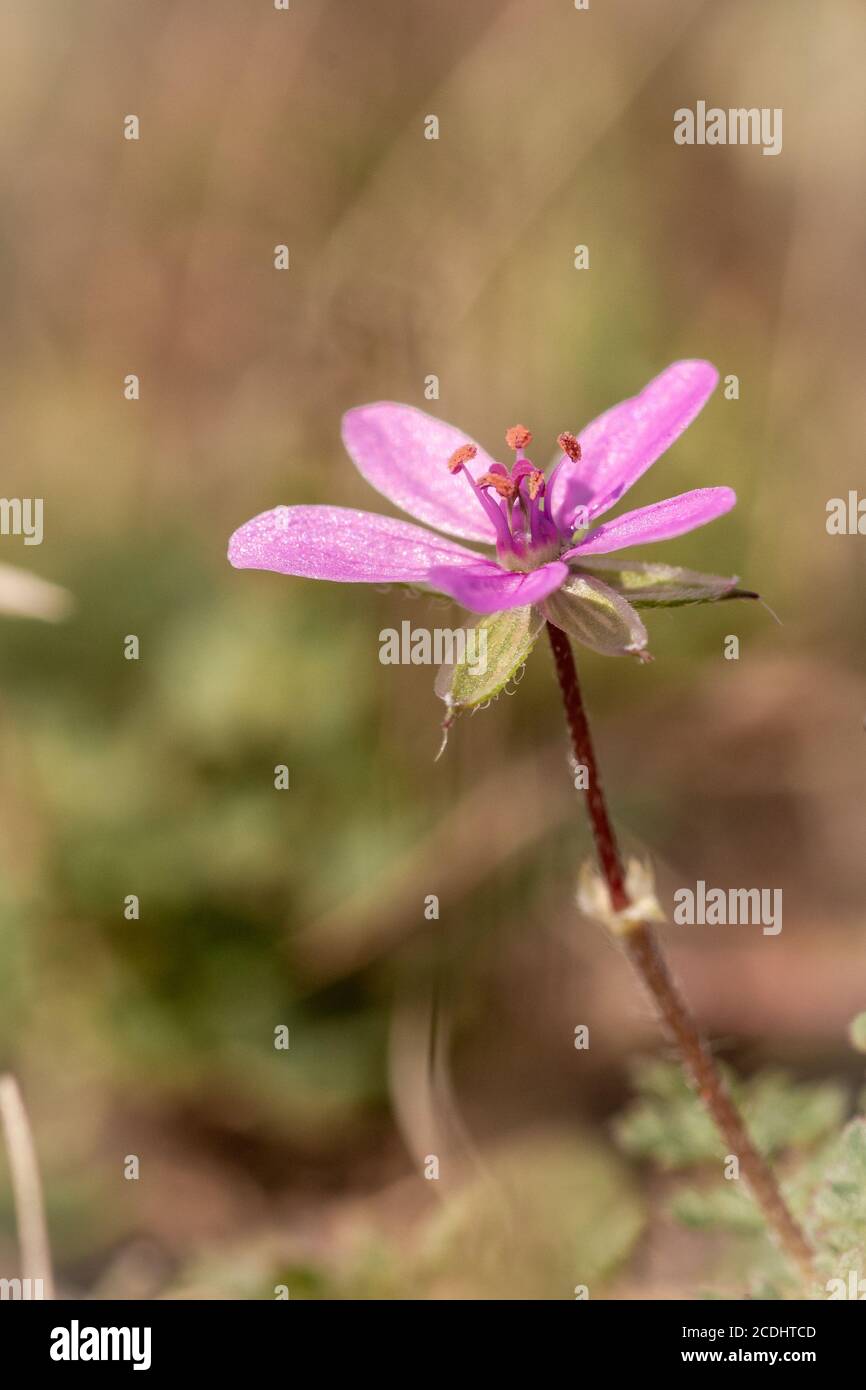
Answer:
546, 621, 814, 1286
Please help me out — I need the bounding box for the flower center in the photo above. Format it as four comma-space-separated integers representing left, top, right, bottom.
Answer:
446, 424, 579, 566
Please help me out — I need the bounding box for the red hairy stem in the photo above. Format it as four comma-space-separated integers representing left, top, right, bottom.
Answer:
546, 620, 814, 1286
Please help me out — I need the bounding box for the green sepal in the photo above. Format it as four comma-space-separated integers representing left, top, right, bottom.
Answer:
434, 605, 543, 714
545, 574, 649, 659
575, 558, 757, 608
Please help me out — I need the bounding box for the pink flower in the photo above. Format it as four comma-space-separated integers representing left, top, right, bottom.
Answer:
229, 361, 742, 662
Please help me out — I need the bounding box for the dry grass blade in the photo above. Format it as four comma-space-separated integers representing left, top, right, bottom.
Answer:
0, 1074, 55, 1299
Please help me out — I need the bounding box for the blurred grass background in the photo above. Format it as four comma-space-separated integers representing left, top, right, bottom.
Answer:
0, 0, 864, 1298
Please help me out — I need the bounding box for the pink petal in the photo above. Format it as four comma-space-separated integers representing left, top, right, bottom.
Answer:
550, 361, 719, 532
228, 505, 485, 583
342, 404, 500, 544
427, 559, 569, 614
564, 488, 736, 558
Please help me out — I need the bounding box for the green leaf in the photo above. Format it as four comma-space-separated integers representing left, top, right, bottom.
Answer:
434, 605, 543, 713
807, 1119, 866, 1275
615, 1060, 846, 1170
575, 558, 756, 608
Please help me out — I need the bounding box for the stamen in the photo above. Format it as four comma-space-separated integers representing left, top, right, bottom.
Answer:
444, 426, 561, 560
557, 432, 582, 462
505, 424, 532, 451
447, 447, 514, 555
447, 443, 477, 474
478, 471, 517, 501
526, 469, 545, 501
